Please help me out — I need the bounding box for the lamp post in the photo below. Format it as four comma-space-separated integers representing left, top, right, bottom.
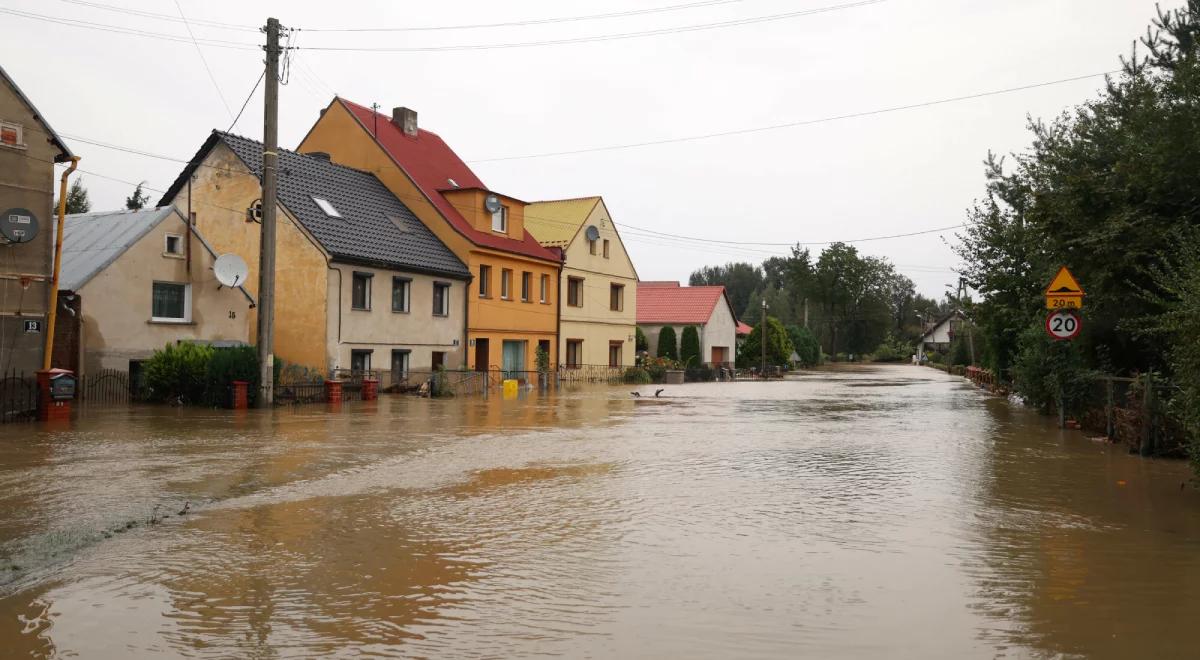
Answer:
760, 298, 768, 379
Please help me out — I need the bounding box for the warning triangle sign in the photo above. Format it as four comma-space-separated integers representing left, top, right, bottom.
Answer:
1044, 266, 1084, 296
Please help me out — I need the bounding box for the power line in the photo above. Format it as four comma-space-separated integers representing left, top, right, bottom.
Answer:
227, 69, 266, 133
174, 0, 234, 120
469, 70, 1121, 163
619, 221, 967, 246
293, 0, 887, 52
58, 0, 258, 32
298, 0, 754, 32
0, 6, 259, 49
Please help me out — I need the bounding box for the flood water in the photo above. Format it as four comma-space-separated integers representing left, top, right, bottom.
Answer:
1, 364, 1198, 658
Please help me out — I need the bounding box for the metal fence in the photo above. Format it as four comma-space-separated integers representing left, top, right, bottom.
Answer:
0, 370, 37, 424
1075, 375, 1188, 457
76, 368, 131, 406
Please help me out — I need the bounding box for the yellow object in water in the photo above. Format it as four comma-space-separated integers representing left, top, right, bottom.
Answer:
502, 379, 519, 398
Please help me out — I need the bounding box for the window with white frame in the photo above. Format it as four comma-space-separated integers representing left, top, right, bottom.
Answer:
151, 282, 190, 322
539, 274, 549, 303
164, 233, 184, 256
433, 282, 451, 316
491, 205, 508, 233
1, 122, 25, 148
392, 277, 411, 312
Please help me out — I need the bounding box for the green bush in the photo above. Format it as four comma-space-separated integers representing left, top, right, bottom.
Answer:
786, 325, 821, 367
871, 334, 912, 363
623, 367, 652, 384
679, 326, 701, 367
646, 364, 667, 383
926, 350, 943, 364
656, 326, 679, 361
736, 316, 794, 368
143, 342, 214, 403
950, 338, 972, 366
205, 346, 260, 407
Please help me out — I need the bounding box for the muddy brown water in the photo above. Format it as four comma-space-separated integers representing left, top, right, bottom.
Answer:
1, 365, 1198, 658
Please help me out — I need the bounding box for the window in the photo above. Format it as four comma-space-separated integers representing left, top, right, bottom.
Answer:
351, 349, 372, 373
433, 282, 450, 316
566, 339, 583, 368
603, 239, 610, 259
521, 271, 532, 302
567, 277, 584, 307
478, 264, 491, 297
392, 277, 411, 312
352, 272, 372, 310
0, 122, 23, 148
589, 239, 597, 255
540, 274, 549, 303
390, 350, 409, 382
610, 283, 624, 312
312, 196, 342, 218
491, 206, 508, 233
431, 351, 446, 371
164, 234, 183, 256
500, 269, 512, 300
151, 282, 190, 322
609, 341, 623, 367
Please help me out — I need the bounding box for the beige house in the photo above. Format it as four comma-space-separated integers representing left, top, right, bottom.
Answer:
637, 282, 738, 367
59, 207, 254, 375
0, 64, 74, 373
525, 197, 638, 368
159, 131, 471, 382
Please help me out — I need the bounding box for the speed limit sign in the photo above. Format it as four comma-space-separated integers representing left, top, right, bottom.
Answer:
1045, 310, 1082, 341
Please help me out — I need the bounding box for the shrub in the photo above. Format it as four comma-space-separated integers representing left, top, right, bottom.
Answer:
679, 326, 701, 367
623, 367, 652, 384
950, 338, 972, 366
656, 326, 679, 361
786, 325, 821, 367
736, 316, 794, 368
646, 364, 667, 383
635, 327, 648, 352
143, 342, 214, 403
205, 346, 260, 407
871, 334, 912, 363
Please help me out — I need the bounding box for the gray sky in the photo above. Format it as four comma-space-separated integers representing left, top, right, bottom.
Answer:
2, 0, 1162, 297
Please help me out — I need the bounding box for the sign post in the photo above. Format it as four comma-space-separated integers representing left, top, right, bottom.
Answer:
1044, 267, 1084, 430
1044, 266, 1085, 310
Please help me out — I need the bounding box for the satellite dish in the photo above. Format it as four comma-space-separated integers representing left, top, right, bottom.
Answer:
584, 225, 600, 241
484, 194, 502, 214
0, 208, 38, 244
213, 253, 249, 288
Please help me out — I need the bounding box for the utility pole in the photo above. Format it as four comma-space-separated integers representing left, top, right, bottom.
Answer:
760, 298, 768, 379
802, 297, 809, 329
257, 17, 281, 407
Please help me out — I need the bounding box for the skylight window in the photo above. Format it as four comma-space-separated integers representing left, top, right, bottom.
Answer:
312, 196, 341, 218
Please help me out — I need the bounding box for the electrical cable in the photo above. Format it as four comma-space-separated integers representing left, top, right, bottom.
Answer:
174, 0, 234, 120
226, 69, 266, 133
58, 0, 258, 31
0, 6, 259, 49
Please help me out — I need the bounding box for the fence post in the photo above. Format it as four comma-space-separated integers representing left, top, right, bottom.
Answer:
1105, 377, 1114, 440
1140, 372, 1154, 457
1058, 380, 1066, 430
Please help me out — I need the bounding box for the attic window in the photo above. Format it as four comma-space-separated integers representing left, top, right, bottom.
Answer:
312, 196, 341, 218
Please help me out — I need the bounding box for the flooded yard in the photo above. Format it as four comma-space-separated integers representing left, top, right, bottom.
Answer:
1, 364, 1198, 658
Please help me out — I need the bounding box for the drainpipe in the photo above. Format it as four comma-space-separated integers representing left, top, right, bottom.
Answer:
462, 275, 471, 369
43, 157, 80, 371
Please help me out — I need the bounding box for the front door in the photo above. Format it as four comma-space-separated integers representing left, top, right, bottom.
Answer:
609, 341, 622, 367
711, 346, 728, 366
502, 340, 526, 380
474, 338, 489, 372
391, 350, 409, 384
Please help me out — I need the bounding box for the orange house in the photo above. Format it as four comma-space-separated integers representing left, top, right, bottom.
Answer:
298, 101, 561, 377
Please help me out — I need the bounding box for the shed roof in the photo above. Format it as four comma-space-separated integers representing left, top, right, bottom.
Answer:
524, 197, 600, 247
637, 283, 732, 325
159, 131, 470, 279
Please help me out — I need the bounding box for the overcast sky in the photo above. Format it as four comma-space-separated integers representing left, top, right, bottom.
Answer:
2, 0, 1163, 297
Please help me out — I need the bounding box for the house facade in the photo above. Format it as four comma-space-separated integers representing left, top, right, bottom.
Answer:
297, 100, 562, 379
58, 207, 253, 375
159, 131, 471, 382
918, 310, 965, 360
0, 64, 74, 373
636, 282, 738, 367
524, 196, 638, 368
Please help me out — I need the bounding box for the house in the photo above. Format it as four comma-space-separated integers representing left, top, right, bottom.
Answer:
0, 64, 74, 373
636, 282, 738, 367
296, 101, 562, 379
57, 207, 254, 376
918, 310, 966, 359
735, 321, 754, 348
524, 196, 638, 368
159, 131, 472, 383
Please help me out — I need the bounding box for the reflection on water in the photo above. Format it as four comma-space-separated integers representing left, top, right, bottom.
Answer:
1, 365, 1198, 658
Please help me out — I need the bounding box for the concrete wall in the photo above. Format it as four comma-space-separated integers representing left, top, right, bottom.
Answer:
0, 77, 61, 373
325, 262, 466, 371
702, 297, 738, 365
558, 200, 637, 366
167, 142, 330, 370
76, 212, 251, 374
299, 101, 561, 370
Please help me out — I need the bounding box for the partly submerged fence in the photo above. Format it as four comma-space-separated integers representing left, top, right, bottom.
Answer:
76, 368, 131, 407
0, 370, 37, 424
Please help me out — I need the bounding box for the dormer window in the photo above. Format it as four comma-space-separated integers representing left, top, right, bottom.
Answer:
491, 206, 508, 233
312, 196, 341, 218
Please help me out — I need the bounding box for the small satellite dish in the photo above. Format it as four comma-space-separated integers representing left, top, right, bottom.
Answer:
0, 208, 38, 244
585, 225, 600, 242
484, 194, 502, 214
213, 253, 249, 288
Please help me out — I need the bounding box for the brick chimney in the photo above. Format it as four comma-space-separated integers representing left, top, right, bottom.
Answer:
392, 107, 418, 137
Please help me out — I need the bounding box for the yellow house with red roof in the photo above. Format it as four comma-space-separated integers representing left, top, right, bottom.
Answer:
299, 101, 561, 378
524, 196, 638, 368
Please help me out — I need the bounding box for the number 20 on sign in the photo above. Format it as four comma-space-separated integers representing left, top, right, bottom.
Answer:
1045, 310, 1082, 341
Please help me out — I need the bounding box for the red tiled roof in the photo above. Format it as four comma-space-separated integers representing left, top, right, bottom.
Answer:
337, 99, 559, 263
639, 281, 681, 287
736, 321, 754, 336
637, 284, 730, 325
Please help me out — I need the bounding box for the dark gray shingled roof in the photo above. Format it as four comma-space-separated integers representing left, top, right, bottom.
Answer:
159, 131, 469, 279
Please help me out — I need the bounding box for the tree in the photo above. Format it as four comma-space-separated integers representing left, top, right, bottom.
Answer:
689, 262, 763, 317
635, 326, 648, 352
125, 181, 151, 210
786, 324, 821, 366
679, 326, 701, 367
737, 316, 794, 368
64, 178, 90, 214
656, 326, 678, 361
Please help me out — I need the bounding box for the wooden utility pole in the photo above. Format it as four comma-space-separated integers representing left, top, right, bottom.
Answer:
257, 17, 281, 407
